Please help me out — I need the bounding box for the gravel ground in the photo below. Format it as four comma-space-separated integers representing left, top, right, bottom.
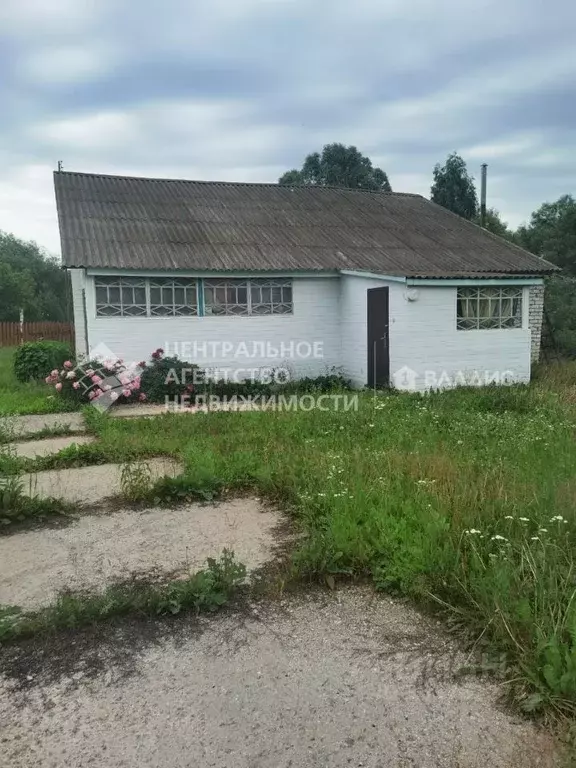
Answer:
0, 588, 561, 768
1, 412, 85, 439
11, 435, 95, 459
0, 498, 282, 610
20, 458, 182, 503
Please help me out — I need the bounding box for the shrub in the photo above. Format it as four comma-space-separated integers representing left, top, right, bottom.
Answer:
139, 350, 199, 403
46, 355, 144, 407
13, 341, 72, 382
202, 368, 352, 401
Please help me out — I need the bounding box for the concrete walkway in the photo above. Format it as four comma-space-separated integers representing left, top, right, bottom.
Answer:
0, 498, 282, 610
1, 412, 86, 439
12, 435, 95, 459
0, 588, 561, 768
21, 458, 182, 504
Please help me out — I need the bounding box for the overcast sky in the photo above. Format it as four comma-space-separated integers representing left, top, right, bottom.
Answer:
1, 0, 575, 255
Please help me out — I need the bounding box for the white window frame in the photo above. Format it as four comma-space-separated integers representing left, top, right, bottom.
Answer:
95, 276, 198, 318
456, 286, 523, 330
148, 277, 198, 317
203, 278, 293, 316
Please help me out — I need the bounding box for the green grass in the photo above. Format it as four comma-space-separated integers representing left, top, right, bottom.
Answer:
0, 347, 78, 416
5, 361, 576, 718
36, 369, 574, 718
0, 550, 246, 642
0, 471, 76, 531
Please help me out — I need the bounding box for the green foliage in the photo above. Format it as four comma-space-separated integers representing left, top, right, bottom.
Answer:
206, 370, 352, 400
0, 262, 36, 321
0, 231, 71, 321
0, 551, 246, 642
517, 194, 576, 274
120, 460, 153, 501
545, 275, 576, 358
13, 341, 72, 383
139, 352, 197, 403
279, 143, 392, 191
150, 473, 224, 503
431, 152, 478, 219
473, 207, 516, 241
0, 347, 77, 416
22, 442, 122, 473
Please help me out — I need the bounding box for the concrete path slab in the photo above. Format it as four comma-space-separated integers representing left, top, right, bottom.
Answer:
12, 435, 95, 459
0, 498, 282, 611
21, 458, 182, 504
1, 412, 85, 439
0, 588, 561, 767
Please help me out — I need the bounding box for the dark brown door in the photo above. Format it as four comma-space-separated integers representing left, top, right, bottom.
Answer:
367, 287, 390, 389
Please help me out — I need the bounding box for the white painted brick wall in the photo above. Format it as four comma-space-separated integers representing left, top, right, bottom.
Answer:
78, 270, 541, 389
341, 275, 533, 390
84, 275, 342, 378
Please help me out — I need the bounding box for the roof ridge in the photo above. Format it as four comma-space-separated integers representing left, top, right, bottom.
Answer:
53, 170, 423, 198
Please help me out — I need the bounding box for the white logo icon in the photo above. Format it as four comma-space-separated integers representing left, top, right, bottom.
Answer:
392, 366, 418, 391
75, 343, 143, 412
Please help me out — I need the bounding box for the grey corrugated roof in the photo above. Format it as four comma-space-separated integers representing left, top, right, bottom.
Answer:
54, 171, 556, 277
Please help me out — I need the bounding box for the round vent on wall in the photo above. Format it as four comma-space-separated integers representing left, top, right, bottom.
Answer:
404, 288, 419, 302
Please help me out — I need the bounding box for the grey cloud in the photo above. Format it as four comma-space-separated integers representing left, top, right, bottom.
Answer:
0, 0, 575, 251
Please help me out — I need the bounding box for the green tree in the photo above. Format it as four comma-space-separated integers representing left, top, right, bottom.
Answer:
516, 195, 576, 274
279, 143, 392, 191
0, 262, 36, 321
431, 152, 478, 220
545, 275, 576, 357
0, 231, 71, 322
473, 207, 515, 241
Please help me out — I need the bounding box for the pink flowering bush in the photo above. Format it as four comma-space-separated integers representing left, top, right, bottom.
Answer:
45, 347, 200, 407
46, 355, 144, 407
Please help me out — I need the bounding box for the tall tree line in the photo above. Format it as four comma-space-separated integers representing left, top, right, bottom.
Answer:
0, 231, 71, 322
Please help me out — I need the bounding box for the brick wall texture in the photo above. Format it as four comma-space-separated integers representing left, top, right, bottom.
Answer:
529, 284, 545, 363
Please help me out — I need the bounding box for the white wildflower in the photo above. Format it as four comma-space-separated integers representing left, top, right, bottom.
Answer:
538, 528, 548, 534
504, 516, 514, 520
531, 536, 540, 541
491, 535, 507, 541
518, 517, 530, 522
465, 529, 482, 535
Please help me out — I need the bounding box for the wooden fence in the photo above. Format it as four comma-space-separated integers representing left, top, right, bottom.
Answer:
0, 322, 75, 347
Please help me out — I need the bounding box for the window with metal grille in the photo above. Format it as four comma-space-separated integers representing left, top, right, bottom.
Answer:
456, 286, 523, 330
149, 278, 198, 316
95, 277, 198, 317
95, 277, 147, 317
204, 278, 293, 316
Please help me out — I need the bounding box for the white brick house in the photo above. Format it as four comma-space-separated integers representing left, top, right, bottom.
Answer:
55, 172, 556, 391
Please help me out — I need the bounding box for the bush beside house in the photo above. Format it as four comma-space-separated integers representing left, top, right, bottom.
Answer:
43, 347, 352, 408
13, 341, 73, 382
